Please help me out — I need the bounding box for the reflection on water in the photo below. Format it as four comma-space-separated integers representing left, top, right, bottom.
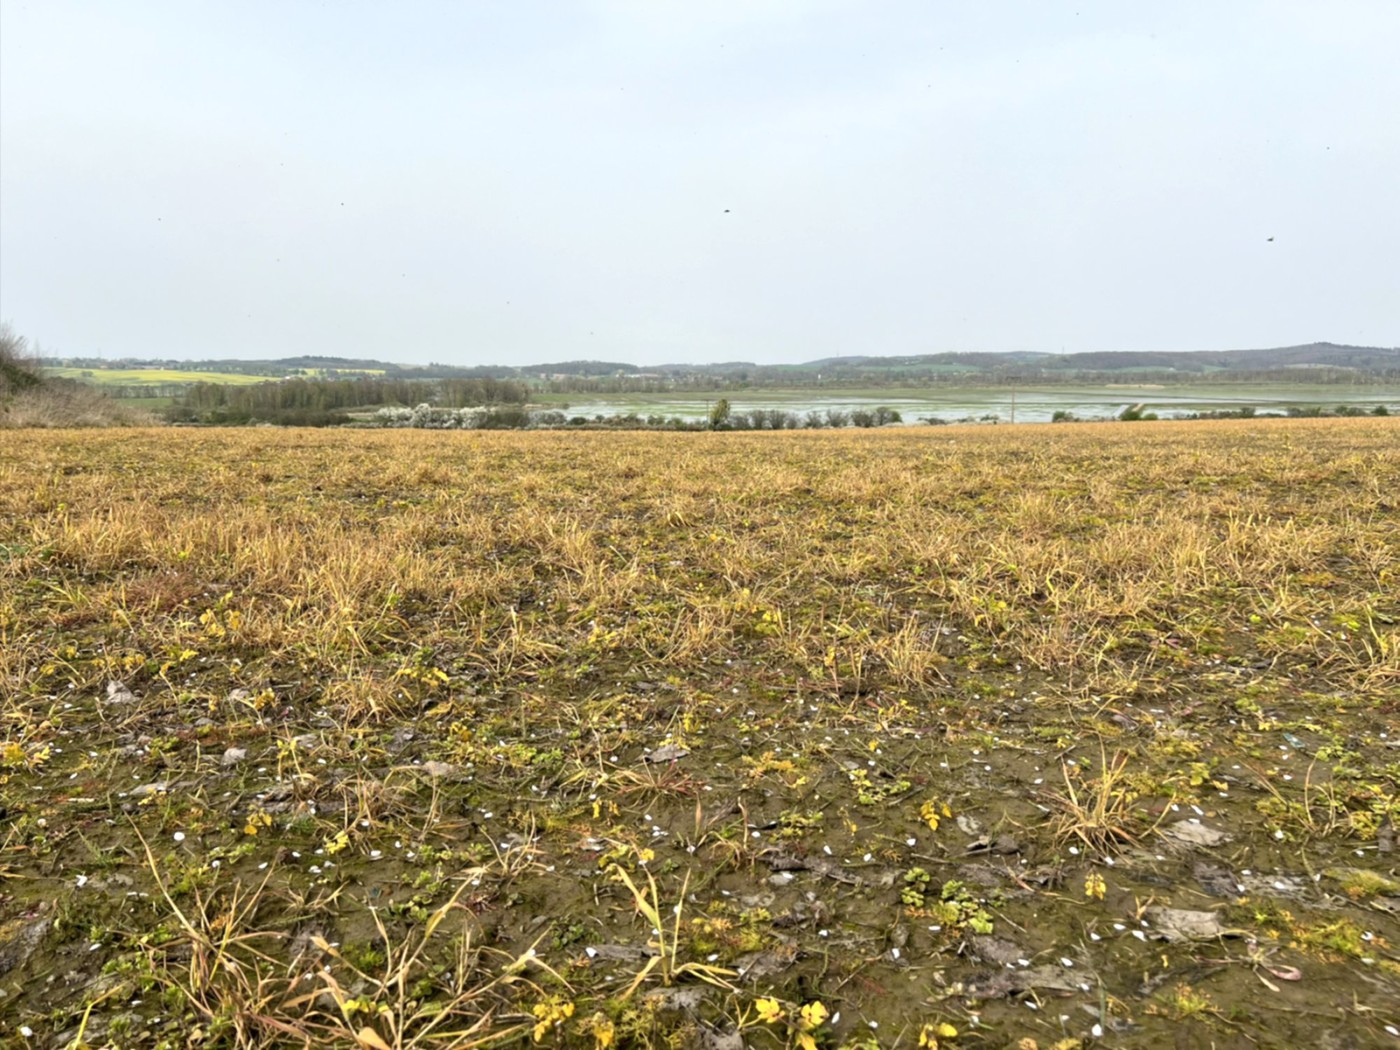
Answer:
557, 386, 1400, 426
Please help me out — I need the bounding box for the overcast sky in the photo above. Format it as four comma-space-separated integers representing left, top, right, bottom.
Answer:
1, 2, 1396, 365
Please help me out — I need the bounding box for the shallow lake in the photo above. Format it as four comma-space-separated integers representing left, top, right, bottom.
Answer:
553, 383, 1400, 425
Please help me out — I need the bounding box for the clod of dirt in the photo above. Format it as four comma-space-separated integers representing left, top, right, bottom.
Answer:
969, 935, 1028, 966
734, 948, 796, 981
105, 680, 136, 704
1237, 873, 1310, 897
1017, 965, 1086, 993
1194, 861, 1243, 898
964, 972, 1019, 1000
965, 833, 1021, 855
1016, 866, 1064, 888
1144, 907, 1236, 942
762, 849, 859, 884
966, 964, 1083, 999
697, 1027, 745, 1050
772, 897, 831, 928
643, 744, 690, 763
957, 863, 1016, 889
644, 985, 709, 1013
417, 760, 460, 778
1160, 819, 1232, 848
89, 873, 135, 894
0, 917, 50, 976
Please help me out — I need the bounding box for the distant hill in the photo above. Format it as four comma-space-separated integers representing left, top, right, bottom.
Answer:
40, 341, 1400, 386
804, 343, 1400, 375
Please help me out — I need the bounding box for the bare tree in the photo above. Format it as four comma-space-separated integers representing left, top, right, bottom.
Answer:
0, 323, 42, 396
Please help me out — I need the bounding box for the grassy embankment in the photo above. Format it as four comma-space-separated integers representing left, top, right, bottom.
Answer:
1, 420, 1397, 1048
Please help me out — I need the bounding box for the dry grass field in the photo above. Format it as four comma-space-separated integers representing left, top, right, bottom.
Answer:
1, 420, 1397, 1049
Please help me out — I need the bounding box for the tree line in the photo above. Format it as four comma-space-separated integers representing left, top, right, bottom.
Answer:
167, 376, 530, 424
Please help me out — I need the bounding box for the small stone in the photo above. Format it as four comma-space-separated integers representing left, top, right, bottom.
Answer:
1144, 907, 1233, 943
1161, 819, 1232, 848
0, 918, 50, 977
105, 680, 136, 704
643, 744, 690, 764
221, 747, 248, 767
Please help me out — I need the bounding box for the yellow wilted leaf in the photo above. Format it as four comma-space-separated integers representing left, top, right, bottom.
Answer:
920, 798, 951, 832
355, 1027, 392, 1050
1085, 872, 1106, 900
587, 1013, 616, 1049
798, 1001, 829, 1029
531, 1000, 575, 1042
324, 829, 352, 855
919, 1021, 959, 1047
754, 997, 785, 1024
244, 810, 271, 836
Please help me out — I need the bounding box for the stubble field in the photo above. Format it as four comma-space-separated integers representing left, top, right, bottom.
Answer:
1, 420, 1397, 1049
